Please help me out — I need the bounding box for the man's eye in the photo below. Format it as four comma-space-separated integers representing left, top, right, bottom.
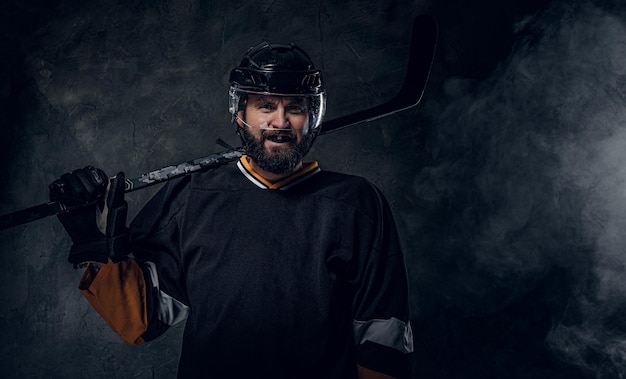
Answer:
287, 105, 306, 114
259, 103, 275, 110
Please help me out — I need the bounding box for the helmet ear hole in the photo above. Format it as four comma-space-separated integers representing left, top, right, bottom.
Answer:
238, 94, 248, 112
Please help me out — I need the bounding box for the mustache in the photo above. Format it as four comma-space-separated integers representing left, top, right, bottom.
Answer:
261, 129, 296, 138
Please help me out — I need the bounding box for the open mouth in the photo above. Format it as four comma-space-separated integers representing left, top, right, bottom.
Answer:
265, 133, 295, 144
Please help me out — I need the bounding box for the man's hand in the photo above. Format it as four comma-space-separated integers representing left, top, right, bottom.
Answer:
49, 166, 130, 265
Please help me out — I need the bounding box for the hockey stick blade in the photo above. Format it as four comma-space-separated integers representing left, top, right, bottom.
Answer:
319, 14, 438, 135
0, 14, 437, 231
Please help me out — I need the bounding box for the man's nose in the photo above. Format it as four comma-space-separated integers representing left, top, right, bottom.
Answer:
269, 109, 290, 129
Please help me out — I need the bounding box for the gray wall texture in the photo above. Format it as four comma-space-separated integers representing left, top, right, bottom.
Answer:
2, 0, 626, 378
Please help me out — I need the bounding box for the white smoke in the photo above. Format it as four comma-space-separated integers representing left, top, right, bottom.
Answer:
413, 1, 626, 377
544, 3, 626, 377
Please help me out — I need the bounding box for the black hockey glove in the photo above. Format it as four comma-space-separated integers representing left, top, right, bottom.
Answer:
49, 166, 130, 266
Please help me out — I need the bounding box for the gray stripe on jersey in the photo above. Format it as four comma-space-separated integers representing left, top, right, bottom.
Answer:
353, 317, 414, 353
145, 261, 190, 326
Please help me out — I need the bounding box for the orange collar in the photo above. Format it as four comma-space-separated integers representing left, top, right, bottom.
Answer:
238, 155, 320, 190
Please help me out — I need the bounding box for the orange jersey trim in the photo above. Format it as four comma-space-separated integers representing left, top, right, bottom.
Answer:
79, 259, 148, 345
238, 155, 320, 190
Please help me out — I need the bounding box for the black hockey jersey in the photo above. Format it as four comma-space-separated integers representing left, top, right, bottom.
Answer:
80, 156, 413, 378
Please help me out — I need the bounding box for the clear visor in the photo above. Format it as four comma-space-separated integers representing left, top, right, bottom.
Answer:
229, 87, 326, 134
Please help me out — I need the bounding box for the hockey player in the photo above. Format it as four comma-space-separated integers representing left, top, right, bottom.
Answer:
49, 41, 414, 379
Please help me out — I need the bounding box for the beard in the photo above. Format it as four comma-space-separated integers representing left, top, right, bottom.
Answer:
240, 127, 316, 175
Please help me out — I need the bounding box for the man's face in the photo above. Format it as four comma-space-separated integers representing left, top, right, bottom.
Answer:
237, 94, 316, 175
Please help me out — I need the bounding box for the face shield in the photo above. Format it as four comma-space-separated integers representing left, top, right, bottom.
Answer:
229, 87, 326, 135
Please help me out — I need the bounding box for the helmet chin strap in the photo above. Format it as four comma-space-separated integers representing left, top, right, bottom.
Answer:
236, 116, 300, 132
235, 116, 270, 130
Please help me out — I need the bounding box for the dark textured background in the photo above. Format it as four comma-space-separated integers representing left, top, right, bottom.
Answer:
2, 0, 626, 378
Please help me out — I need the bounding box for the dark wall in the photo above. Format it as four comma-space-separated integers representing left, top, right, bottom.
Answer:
2, 0, 626, 378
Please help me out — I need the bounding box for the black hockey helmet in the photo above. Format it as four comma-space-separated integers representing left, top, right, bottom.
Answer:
229, 41, 326, 133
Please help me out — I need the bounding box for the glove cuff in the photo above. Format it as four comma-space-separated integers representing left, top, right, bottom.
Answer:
109, 229, 130, 262
68, 238, 109, 265
68, 232, 131, 265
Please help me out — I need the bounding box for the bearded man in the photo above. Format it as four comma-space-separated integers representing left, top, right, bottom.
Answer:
49, 41, 413, 379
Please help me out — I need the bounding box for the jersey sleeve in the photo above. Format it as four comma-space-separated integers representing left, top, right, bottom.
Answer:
79, 259, 149, 345
352, 184, 414, 379
129, 177, 191, 341
77, 177, 191, 345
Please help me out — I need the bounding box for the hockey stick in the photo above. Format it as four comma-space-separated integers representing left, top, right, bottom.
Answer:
320, 14, 437, 134
0, 14, 437, 231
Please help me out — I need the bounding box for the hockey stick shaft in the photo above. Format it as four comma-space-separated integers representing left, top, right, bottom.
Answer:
0, 14, 437, 231
0, 148, 247, 230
